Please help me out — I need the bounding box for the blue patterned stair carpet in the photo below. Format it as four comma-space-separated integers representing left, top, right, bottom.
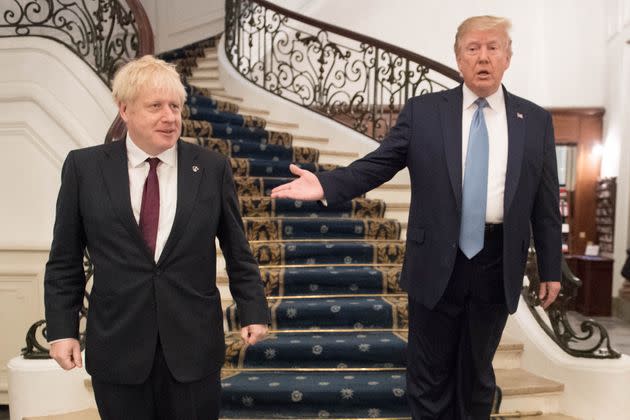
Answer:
166, 38, 414, 419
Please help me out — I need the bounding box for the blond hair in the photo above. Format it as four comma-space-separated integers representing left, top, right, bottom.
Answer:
111, 55, 187, 105
454, 15, 512, 57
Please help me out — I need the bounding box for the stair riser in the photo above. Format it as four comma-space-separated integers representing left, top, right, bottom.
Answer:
500, 392, 562, 412
492, 350, 522, 370
188, 79, 223, 89
384, 208, 410, 225
192, 68, 220, 78
367, 188, 411, 203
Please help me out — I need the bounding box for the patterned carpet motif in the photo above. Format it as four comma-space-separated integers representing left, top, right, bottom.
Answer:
167, 37, 415, 419
249, 241, 405, 266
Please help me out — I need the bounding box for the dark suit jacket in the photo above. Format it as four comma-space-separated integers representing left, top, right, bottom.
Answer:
318, 85, 561, 314
45, 139, 269, 384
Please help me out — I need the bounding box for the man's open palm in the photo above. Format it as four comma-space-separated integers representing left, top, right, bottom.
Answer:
270, 164, 325, 201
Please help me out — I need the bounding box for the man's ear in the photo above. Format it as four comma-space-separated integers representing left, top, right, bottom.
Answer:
118, 102, 129, 122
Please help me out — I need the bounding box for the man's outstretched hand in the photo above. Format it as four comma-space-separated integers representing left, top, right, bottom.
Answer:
270, 164, 325, 201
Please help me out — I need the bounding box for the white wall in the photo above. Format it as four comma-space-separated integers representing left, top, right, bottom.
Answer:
0, 37, 116, 403
270, 0, 607, 108
140, 0, 224, 53
602, 0, 630, 297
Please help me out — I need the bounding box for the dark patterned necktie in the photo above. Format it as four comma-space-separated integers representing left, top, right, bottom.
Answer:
140, 158, 160, 256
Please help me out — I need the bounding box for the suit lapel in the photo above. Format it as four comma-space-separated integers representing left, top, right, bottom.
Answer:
439, 86, 464, 210
157, 140, 202, 266
503, 87, 526, 215
100, 140, 154, 260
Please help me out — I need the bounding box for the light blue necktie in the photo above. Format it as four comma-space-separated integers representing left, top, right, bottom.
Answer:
459, 97, 489, 258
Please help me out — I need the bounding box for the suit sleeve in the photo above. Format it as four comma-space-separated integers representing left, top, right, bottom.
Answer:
44, 151, 87, 341
317, 99, 413, 205
217, 157, 270, 326
531, 112, 562, 282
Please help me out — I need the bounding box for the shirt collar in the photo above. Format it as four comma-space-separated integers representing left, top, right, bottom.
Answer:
126, 134, 177, 168
462, 83, 504, 112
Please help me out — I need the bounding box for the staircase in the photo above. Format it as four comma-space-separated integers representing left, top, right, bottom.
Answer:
159, 38, 578, 420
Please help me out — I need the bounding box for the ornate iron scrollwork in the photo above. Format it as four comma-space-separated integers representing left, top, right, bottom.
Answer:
523, 246, 621, 359
0, 0, 140, 85
22, 252, 93, 359
224, 0, 461, 141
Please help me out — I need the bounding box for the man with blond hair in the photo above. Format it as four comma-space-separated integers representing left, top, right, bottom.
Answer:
272, 16, 561, 418
45, 55, 269, 419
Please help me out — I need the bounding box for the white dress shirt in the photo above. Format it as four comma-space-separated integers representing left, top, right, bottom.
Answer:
461, 84, 509, 223
126, 135, 178, 262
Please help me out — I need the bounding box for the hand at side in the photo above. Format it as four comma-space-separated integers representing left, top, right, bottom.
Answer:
539, 281, 561, 309
50, 338, 82, 370
240, 324, 268, 345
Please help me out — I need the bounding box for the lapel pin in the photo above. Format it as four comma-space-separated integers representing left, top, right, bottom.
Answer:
192, 165, 199, 172
516, 112, 524, 119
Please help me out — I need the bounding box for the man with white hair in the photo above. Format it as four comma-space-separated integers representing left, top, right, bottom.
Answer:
45, 55, 269, 419
272, 16, 561, 418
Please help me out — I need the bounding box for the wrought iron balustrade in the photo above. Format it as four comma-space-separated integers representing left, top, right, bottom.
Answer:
224, 0, 462, 141
523, 247, 620, 359
1, 0, 153, 86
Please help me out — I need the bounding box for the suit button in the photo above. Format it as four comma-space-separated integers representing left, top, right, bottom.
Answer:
155, 269, 162, 276
451, 243, 457, 249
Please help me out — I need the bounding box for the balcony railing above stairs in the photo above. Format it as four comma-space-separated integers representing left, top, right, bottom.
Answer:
0, 0, 153, 85
0, 0, 154, 143
224, 0, 462, 141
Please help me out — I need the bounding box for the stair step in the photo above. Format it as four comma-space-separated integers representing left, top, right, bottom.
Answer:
293, 134, 329, 144
196, 60, 219, 70
496, 368, 563, 412
242, 217, 401, 241
227, 295, 407, 331
188, 78, 224, 89
320, 150, 360, 158
239, 106, 271, 116
207, 91, 244, 102
220, 370, 409, 418
204, 48, 218, 59
225, 331, 406, 368
192, 68, 220, 78
265, 119, 300, 129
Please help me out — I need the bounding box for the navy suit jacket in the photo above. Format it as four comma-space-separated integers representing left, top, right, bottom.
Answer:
318, 85, 561, 313
45, 139, 269, 384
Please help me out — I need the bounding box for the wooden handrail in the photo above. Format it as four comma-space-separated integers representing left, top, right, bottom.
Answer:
126, 0, 155, 56
104, 0, 155, 143
250, 0, 461, 81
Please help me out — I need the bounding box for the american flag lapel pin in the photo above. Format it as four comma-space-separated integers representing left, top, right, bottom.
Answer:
516, 112, 524, 119
192, 165, 200, 173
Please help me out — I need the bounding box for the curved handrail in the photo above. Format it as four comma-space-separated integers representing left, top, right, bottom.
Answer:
105, 0, 154, 142
523, 246, 621, 359
224, 0, 462, 141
